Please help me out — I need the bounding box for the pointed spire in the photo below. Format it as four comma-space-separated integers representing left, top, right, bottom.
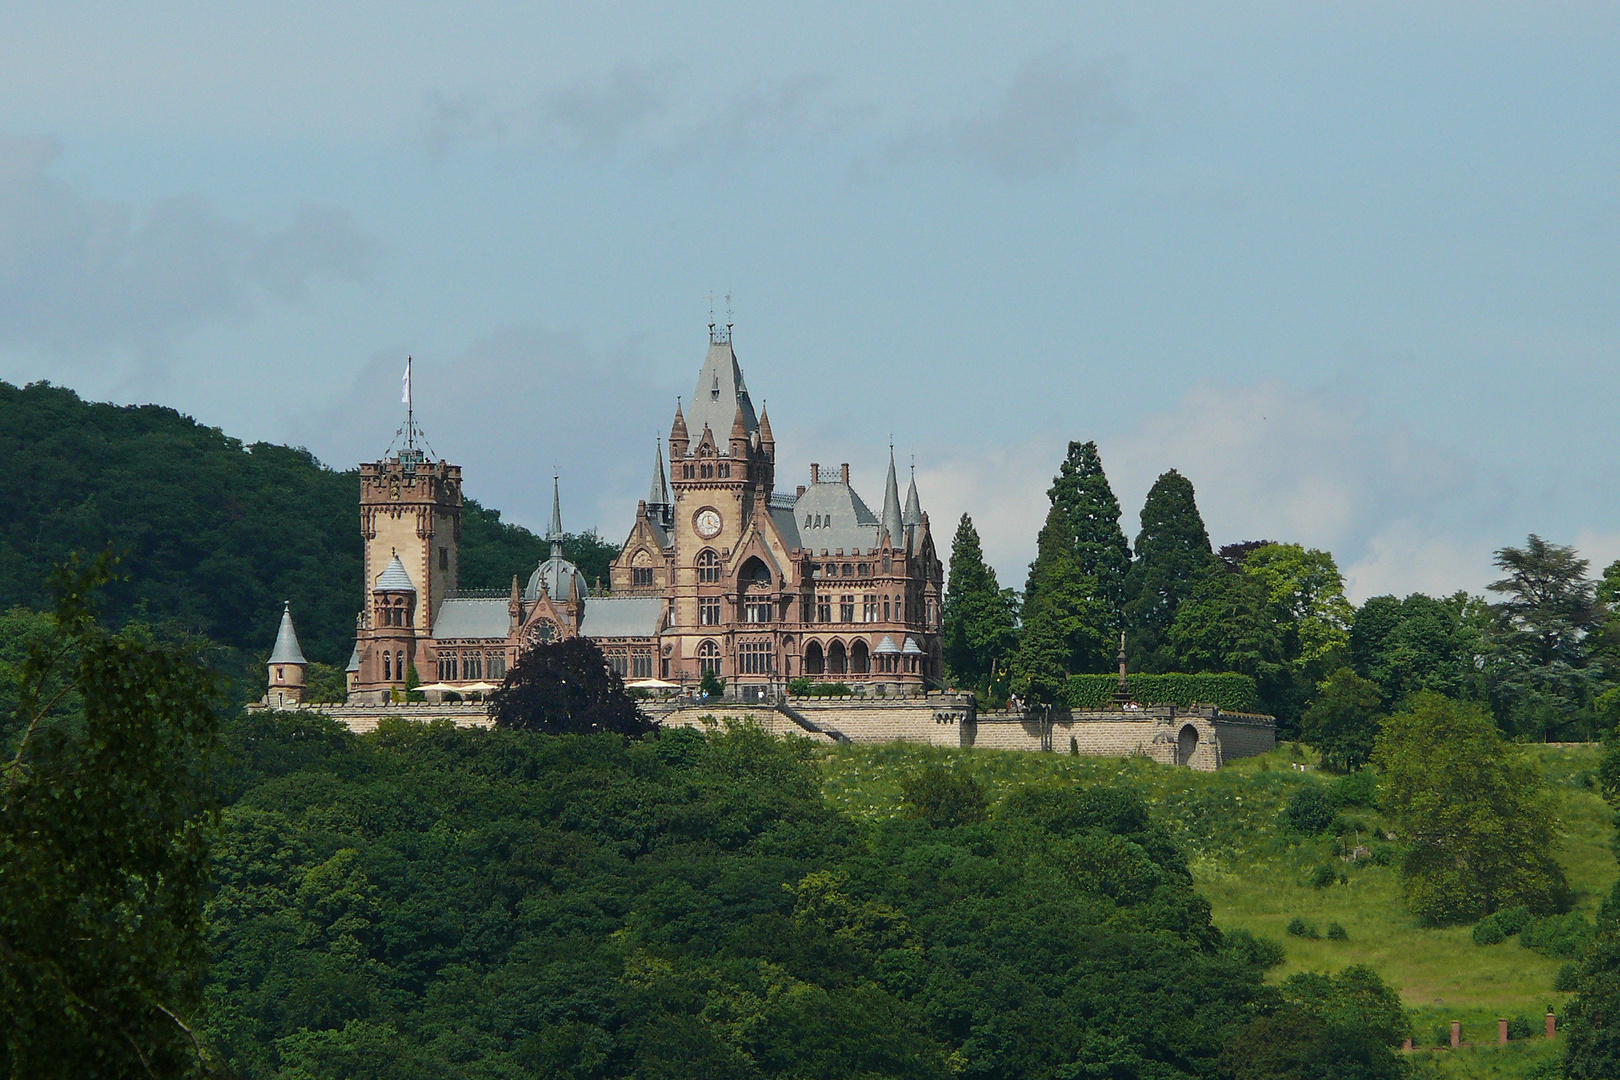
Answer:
269, 601, 307, 665
880, 445, 903, 546
510, 574, 521, 604
547, 474, 564, 558
757, 405, 774, 446
649, 441, 671, 506
902, 466, 922, 527
671, 400, 688, 444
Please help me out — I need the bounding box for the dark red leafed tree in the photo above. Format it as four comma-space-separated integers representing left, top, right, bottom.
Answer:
488, 637, 656, 737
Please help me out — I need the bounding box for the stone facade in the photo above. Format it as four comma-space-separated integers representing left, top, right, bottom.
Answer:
609, 324, 945, 697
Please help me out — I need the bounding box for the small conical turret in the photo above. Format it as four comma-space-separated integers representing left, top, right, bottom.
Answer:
880, 446, 903, 547
757, 405, 774, 446
267, 601, 308, 708
902, 468, 922, 527
729, 403, 749, 457
670, 401, 689, 457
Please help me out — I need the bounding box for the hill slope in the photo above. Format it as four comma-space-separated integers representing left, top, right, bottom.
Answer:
0, 380, 614, 665
822, 740, 1614, 1077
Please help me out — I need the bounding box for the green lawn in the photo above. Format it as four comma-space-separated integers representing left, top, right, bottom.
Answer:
818, 740, 1614, 1074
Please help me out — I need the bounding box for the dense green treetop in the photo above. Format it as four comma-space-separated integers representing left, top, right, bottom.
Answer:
1373, 692, 1569, 923
1123, 470, 1217, 668
1349, 592, 1487, 708
1241, 544, 1353, 676
941, 514, 1018, 690
1015, 506, 1110, 699
1044, 440, 1131, 625
200, 715, 1291, 1079
2, 557, 220, 1078
1300, 668, 1384, 773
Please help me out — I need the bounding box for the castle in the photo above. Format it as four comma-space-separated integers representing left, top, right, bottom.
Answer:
268, 323, 944, 707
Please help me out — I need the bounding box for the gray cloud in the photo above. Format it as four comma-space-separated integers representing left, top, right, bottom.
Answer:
0, 134, 374, 356
417, 64, 853, 165
868, 47, 1130, 182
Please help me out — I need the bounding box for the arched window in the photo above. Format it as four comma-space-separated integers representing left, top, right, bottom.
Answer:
803, 641, 825, 675
742, 558, 773, 623
396, 651, 405, 683
698, 639, 721, 676
851, 640, 870, 674
696, 549, 722, 583
828, 640, 847, 675
383, 651, 392, 680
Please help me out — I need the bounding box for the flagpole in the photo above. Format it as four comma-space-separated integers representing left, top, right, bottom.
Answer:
406, 355, 413, 451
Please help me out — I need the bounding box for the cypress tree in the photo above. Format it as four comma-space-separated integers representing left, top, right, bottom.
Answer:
942, 514, 1017, 689
1123, 469, 1216, 668
1046, 441, 1132, 626
1016, 505, 1110, 687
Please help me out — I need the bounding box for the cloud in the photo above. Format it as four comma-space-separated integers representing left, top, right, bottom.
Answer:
872, 47, 1130, 182
953, 48, 1130, 180
417, 63, 856, 165
0, 134, 374, 357
907, 380, 1506, 602
295, 324, 681, 542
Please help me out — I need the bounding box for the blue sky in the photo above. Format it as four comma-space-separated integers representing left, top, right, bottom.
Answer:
1, 2, 1616, 600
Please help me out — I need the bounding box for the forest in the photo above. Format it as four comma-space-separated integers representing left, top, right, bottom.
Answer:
942, 440, 1620, 746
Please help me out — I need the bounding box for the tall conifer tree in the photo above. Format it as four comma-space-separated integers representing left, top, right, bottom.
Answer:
1046, 441, 1132, 627
1123, 469, 1216, 669
1016, 506, 1109, 689
942, 514, 1017, 688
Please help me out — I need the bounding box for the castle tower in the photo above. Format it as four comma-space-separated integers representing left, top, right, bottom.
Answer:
358, 443, 461, 638
267, 602, 308, 708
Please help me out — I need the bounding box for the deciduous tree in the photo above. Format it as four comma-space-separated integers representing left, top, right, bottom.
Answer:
2, 555, 221, 1077
1373, 692, 1569, 923
488, 636, 655, 736
1301, 668, 1384, 772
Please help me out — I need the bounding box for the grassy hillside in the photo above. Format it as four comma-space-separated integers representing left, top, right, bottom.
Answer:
821, 740, 1614, 1077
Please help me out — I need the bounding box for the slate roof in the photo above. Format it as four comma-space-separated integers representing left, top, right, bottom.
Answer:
874, 634, 901, 654
268, 604, 307, 665
346, 642, 361, 673
579, 597, 664, 639
375, 554, 416, 593
526, 554, 589, 603
792, 481, 880, 554
684, 341, 756, 454
433, 598, 512, 639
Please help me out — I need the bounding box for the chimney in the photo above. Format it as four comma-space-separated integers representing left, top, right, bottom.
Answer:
1450, 1021, 1461, 1049
811, 463, 820, 484
840, 463, 850, 484
796, 485, 806, 498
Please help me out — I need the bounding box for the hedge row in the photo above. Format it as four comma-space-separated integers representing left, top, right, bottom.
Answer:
1064, 673, 1261, 713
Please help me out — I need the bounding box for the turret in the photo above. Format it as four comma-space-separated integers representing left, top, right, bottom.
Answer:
670, 401, 690, 458
729, 403, 750, 458
267, 602, 308, 708
879, 447, 904, 548
757, 405, 775, 461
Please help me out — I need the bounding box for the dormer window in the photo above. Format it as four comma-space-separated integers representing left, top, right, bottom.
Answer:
711, 376, 720, 400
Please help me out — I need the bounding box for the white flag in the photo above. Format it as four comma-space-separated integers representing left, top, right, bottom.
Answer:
401, 358, 411, 406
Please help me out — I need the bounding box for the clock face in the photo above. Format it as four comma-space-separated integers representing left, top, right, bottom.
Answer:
694, 508, 723, 539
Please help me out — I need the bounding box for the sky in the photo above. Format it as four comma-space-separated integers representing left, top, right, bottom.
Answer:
1, 2, 1616, 601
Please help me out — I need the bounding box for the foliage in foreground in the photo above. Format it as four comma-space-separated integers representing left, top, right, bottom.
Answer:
1, 558, 221, 1078
1374, 693, 1570, 923
198, 715, 1409, 1079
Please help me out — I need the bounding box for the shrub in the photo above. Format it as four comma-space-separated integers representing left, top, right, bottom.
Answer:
1520, 912, 1592, 959
899, 764, 988, 829
1326, 922, 1347, 941
1310, 863, 1336, 889
1555, 963, 1580, 991
1368, 843, 1395, 866
1065, 672, 1259, 712
1069, 736, 1078, 756
1222, 929, 1286, 970
1286, 785, 1338, 834
1472, 918, 1506, 946
1330, 769, 1379, 808
1494, 905, 1533, 936
1508, 1015, 1536, 1040
1286, 917, 1321, 940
